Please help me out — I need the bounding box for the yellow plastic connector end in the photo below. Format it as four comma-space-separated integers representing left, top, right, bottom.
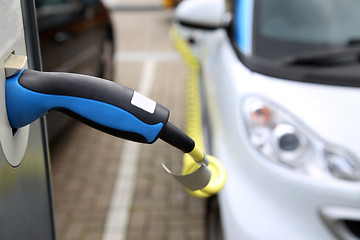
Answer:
163, 0, 175, 8
183, 154, 226, 198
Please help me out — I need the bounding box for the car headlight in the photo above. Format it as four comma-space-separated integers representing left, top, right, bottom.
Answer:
243, 95, 360, 181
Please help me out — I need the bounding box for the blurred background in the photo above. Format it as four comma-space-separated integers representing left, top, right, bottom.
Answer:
36, 0, 204, 239
8, 0, 360, 240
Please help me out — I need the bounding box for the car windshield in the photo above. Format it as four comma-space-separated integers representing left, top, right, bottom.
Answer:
250, 0, 360, 60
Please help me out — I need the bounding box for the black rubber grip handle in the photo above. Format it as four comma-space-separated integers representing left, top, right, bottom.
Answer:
160, 122, 195, 153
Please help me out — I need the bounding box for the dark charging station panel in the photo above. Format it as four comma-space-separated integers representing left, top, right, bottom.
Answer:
0, 1, 55, 239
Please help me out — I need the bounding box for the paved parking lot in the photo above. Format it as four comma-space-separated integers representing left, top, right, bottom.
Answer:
50, 2, 207, 240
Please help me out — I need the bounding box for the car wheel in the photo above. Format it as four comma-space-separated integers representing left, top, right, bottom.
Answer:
206, 195, 224, 240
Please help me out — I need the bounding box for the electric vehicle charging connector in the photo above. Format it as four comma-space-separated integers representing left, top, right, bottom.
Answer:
5, 68, 225, 193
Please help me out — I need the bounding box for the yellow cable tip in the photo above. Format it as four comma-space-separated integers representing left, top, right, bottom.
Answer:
184, 155, 226, 197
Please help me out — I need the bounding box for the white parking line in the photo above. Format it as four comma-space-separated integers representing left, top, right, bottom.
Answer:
138, 59, 156, 95
114, 51, 180, 62
101, 60, 157, 240
101, 142, 141, 240
102, 0, 123, 8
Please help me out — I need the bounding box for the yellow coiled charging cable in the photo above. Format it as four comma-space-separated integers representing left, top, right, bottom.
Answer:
170, 28, 226, 198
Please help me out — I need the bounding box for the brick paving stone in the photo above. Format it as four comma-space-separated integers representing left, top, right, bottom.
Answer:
84, 232, 102, 240
148, 220, 166, 234
55, 212, 69, 234
65, 222, 85, 240
51, 123, 124, 240
126, 232, 146, 240
128, 209, 147, 229
169, 231, 187, 240
189, 229, 205, 240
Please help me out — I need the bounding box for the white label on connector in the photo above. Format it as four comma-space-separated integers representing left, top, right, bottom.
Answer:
131, 91, 156, 114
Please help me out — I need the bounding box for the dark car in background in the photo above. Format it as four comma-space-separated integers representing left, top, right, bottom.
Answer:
36, 0, 114, 141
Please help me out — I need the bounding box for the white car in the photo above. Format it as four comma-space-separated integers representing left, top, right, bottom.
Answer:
173, 0, 360, 239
